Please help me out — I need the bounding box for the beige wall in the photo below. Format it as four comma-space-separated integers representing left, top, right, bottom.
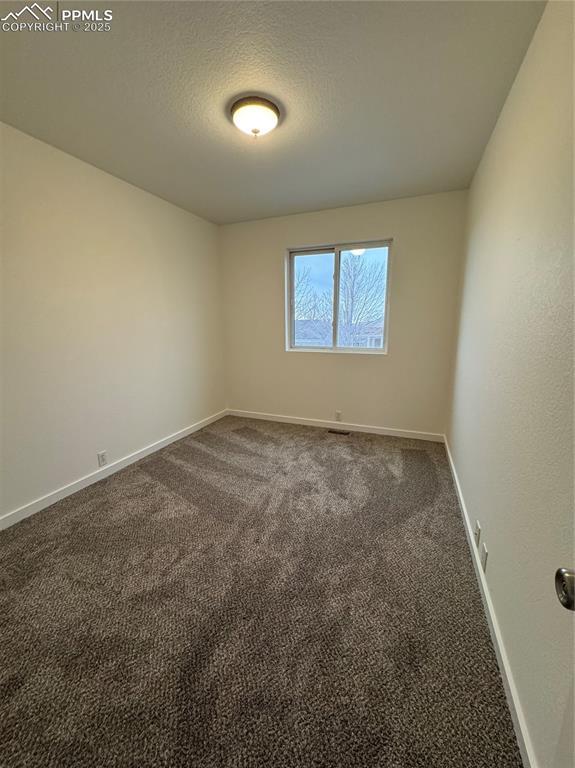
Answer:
220, 191, 466, 435
447, 4, 574, 768
1, 123, 225, 519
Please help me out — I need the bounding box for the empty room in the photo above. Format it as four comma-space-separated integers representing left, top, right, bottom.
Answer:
0, 1, 573, 767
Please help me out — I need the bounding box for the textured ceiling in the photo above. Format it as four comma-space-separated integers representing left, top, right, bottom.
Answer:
0, 1, 544, 223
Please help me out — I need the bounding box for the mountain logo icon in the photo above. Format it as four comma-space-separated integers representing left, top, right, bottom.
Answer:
1, 4, 53, 22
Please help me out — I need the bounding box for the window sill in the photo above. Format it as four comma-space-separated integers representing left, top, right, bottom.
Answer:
286, 347, 388, 356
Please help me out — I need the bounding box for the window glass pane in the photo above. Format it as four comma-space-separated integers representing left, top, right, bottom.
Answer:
293, 252, 334, 348
336, 246, 388, 349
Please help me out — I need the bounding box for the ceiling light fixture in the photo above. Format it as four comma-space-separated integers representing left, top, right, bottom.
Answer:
351, 249, 366, 256
231, 96, 280, 137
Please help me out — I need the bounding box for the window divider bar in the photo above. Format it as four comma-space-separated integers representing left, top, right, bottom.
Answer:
332, 247, 341, 349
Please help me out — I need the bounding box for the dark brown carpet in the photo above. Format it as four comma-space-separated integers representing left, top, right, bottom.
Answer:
0, 417, 522, 767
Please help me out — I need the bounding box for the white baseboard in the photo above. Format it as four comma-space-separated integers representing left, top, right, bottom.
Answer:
0, 410, 228, 532
227, 409, 444, 442
444, 437, 536, 768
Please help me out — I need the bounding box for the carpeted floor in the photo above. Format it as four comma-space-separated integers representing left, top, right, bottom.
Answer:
0, 417, 522, 767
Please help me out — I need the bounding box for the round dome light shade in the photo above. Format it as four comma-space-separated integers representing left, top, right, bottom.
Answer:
231, 97, 280, 136
350, 249, 366, 256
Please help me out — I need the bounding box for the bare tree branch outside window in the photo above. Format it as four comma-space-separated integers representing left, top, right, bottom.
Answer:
338, 253, 386, 347
294, 266, 332, 321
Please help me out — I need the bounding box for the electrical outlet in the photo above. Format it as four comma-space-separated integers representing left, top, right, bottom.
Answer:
335, 410, 342, 422
481, 543, 488, 573
97, 451, 108, 468
474, 520, 481, 547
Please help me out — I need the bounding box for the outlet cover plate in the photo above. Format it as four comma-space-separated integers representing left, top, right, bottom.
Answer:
474, 520, 481, 547
481, 543, 488, 572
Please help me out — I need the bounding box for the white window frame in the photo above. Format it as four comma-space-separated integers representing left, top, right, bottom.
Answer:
285, 239, 392, 354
